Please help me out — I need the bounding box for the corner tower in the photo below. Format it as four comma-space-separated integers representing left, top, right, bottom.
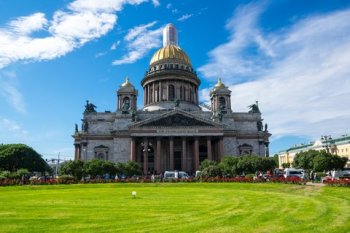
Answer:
141, 23, 201, 111
117, 77, 138, 112
210, 78, 232, 113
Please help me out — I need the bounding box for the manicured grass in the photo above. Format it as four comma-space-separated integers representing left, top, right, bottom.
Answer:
0, 183, 349, 233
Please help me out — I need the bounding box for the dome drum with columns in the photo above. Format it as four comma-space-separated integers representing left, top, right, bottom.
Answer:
142, 25, 200, 111
73, 23, 271, 175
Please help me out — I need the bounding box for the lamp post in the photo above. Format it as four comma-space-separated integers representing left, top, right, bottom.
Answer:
141, 141, 152, 175
45, 153, 61, 178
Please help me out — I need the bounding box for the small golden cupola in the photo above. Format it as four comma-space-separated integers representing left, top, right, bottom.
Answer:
210, 78, 232, 113
117, 77, 138, 112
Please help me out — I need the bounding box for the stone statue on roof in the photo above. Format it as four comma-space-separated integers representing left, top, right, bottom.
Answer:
248, 101, 261, 114
84, 100, 97, 114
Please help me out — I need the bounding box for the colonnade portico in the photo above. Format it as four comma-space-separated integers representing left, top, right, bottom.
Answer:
130, 136, 223, 175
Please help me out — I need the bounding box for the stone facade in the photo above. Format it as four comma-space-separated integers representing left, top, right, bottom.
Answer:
73, 23, 271, 175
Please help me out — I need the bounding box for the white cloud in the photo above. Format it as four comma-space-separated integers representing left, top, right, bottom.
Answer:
8, 12, 48, 35
0, 71, 26, 113
177, 14, 193, 22
110, 40, 120, 50
49, 11, 117, 44
0, 117, 28, 137
0, 0, 148, 70
151, 0, 160, 7
198, 3, 267, 81
112, 21, 163, 65
199, 4, 350, 140
166, 3, 178, 14
68, 0, 145, 13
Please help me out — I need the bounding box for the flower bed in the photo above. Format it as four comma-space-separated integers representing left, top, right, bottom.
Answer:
268, 176, 306, 185
0, 176, 307, 186
323, 178, 350, 187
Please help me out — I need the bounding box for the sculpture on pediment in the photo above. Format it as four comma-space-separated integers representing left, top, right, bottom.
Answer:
264, 123, 268, 131
248, 101, 260, 114
142, 113, 213, 127
75, 123, 78, 133
84, 100, 97, 114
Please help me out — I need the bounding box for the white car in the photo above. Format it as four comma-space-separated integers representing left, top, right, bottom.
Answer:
284, 168, 306, 179
163, 171, 189, 180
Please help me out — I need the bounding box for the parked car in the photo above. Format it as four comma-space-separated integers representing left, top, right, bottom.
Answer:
284, 168, 306, 179
163, 171, 189, 180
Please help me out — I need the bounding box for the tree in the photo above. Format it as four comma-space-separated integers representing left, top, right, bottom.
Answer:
84, 159, 104, 178
0, 144, 51, 172
312, 151, 348, 172
237, 155, 260, 174
83, 159, 117, 178
115, 162, 125, 175
59, 160, 85, 180
273, 154, 279, 167
219, 157, 239, 177
123, 161, 142, 177
259, 157, 276, 172
282, 163, 290, 168
201, 164, 222, 178
101, 160, 117, 177
200, 159, 217, 170
218, 155, 277, 177
292, 150, 319, 170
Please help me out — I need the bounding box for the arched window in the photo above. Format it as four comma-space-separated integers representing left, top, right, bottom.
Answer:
169, 84, 175, 101
180, 86, 183, 100
97, 153, 105, 160
219, 97, 226, 110
190, 88, 193, 102
123, 97, 130, 110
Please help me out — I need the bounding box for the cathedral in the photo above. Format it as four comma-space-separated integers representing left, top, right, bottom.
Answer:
73, 24, 271, 175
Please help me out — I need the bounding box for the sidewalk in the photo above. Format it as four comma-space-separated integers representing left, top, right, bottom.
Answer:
306, 182, 325, 187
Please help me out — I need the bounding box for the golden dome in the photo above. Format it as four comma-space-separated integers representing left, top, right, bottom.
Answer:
150, 45, 192, 66
214, 78, 225, 89
121, 77, 134, 88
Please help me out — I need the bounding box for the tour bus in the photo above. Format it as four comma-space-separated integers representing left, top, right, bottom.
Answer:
284, 168, 306, 179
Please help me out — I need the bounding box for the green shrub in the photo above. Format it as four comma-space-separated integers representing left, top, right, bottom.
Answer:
201, 165, 222, 178
0, 171, 11, 178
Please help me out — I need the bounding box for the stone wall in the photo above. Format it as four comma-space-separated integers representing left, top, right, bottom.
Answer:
223, 137, 238, 156
113, 138, 131, 162
85, 140, 114, 161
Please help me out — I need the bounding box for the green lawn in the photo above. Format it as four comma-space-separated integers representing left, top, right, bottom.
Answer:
0, 183, 349, 233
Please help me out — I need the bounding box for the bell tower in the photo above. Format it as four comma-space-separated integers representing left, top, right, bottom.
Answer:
210, 78, 232, 113
117, 77, 138, 112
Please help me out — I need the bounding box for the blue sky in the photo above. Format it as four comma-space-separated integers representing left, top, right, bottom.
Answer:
1, 0, 350, 161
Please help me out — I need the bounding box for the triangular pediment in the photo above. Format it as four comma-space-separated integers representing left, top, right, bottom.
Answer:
131, 110, 221, 128
143, 113, 213, 127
